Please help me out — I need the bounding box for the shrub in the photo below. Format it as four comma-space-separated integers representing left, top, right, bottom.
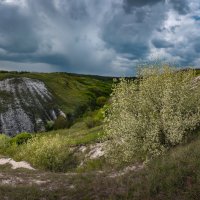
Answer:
11, 132, 32, 145
53, 115, 68, 130
17, 134, 76, 172
104, 66, 200, 163
0, 134, 10, 152
0, 134, 18, 156
96, 96, 107, 107
95, 104, 109, 121
45, 120, 54, 131
85, 117, 101, 129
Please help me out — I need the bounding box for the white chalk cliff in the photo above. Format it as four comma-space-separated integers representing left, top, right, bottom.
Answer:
0, 77, 62, 136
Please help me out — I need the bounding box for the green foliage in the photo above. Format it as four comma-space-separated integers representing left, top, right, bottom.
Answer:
53, 115, 69, 130
45, 120, 54, 131
11, 132, 32, 145
0, 124, 104, 172
85, 116, 101, 129
104, 66, 200, 163
84, 105, 108, 129
95, 104, 109, 120
76, 158, 107, 172
96, 96, 107, 107
0, 134, 17, 156
0, 134, 10, 152
17, 134, 77, 172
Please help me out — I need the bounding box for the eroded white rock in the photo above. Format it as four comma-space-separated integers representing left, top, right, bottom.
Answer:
0, 158, 35, 170
0, 77, 63, 135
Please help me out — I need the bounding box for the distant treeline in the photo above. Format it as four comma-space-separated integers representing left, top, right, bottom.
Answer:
0, 70, 115, 81
0, 70, 30, 74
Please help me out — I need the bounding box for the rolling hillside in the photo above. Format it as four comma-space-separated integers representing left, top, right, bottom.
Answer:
1, 68, 200, 199
0, 71, 112, 135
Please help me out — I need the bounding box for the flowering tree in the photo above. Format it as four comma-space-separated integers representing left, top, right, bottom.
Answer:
104, 66, 200, 163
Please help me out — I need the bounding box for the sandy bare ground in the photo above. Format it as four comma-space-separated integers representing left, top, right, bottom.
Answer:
0, 157, 35, 170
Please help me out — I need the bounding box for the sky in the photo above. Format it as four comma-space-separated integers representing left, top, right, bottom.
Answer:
0, 0, 200, 76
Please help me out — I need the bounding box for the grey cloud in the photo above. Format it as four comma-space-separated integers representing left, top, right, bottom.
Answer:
123, 0, 164, 8
0, 3, 39, 53
123, 0, 164, 13
152, 39, 174, 48
194, 42, 200, 53
123, 0, 190, 15
102, 2, 167, 60
169, 0, 190, 15
0, 0, 93, 72
162, 34, 200, 67
0, 52, 68, 65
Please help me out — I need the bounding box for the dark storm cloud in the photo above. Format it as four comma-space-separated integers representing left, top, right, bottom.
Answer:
123, 0, 164, 13
123, 0, 190, 15
194, 42, 200, 53
0, 0, 93, 73
170, 0, 190, 15
102, 2, 167, 61
124, 0, 163, 7
0, 3, 38, 53
0, 0, 199, 76
0, 51, 69, 66
192, 15, 200, 21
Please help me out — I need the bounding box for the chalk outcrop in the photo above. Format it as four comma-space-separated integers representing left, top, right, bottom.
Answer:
0, 77, 62, 136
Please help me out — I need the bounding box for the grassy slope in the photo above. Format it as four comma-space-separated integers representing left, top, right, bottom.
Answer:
0, 71, 112, 173
2, 136, 200, 199
0, 71, 112, 116
0, 122, 108, 172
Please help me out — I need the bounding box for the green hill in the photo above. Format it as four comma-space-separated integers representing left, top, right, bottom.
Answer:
0, 71, 112, 115
0, 71, 112, 135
